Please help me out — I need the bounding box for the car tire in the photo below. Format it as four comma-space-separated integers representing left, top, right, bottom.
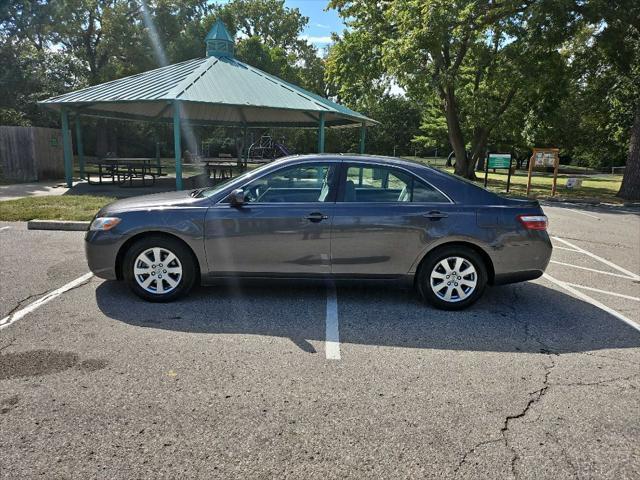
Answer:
417, 245, 488, 310
123, 235, 196, 302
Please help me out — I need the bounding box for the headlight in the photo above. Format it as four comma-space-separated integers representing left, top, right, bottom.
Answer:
90, 217, 121, 231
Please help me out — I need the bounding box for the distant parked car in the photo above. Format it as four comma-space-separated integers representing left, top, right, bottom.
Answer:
85, 155, 552, 310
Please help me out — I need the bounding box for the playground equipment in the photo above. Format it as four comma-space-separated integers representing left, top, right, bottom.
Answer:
248, 135, 291, 161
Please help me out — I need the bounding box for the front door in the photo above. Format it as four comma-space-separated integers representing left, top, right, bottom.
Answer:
204, 161, 339, 276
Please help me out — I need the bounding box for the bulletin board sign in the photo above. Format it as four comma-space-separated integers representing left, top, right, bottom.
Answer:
484, 153, 513, 192
527, 148, 560, 196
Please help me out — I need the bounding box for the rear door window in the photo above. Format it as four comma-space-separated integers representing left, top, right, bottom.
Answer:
343, 165, 449, 203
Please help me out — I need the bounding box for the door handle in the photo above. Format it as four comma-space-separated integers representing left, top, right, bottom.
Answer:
305, 212, 329, 222
423, 211, 448, 220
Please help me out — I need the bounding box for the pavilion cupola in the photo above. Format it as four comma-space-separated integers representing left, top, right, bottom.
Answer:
205, 19, 235, 58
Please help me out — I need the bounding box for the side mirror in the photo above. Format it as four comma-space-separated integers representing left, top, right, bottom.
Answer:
229, 188, 246, 206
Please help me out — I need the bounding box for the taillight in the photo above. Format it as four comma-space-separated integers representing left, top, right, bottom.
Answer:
517, 214, 548, 230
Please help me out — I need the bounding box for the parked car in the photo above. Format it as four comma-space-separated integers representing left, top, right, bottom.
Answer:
85, 155, 552, 310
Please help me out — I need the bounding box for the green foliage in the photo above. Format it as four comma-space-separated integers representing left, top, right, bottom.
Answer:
1, 0, 639, 190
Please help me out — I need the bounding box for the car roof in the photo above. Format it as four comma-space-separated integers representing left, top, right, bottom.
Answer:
275, 153, 432, 169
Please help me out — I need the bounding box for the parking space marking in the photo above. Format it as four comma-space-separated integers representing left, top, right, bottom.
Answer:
549, 261, 637, 280
562, 282, 640, 302
0, 226, 10, 232
553, 246, 581, 253
543, 273, 640, 332
0, 273, 93, 331
552, 236, 640, 281
325, 283, 341, 360
562, 208, 600, 219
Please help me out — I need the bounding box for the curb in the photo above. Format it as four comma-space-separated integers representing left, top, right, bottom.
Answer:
27, 220, 90, 231
543, 197, 601, 206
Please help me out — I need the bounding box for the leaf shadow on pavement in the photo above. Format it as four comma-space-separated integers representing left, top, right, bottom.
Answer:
95, 280, 640, 354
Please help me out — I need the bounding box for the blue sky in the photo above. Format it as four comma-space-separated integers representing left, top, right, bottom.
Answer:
286, 0, 344, 49
216, 0, 344, 50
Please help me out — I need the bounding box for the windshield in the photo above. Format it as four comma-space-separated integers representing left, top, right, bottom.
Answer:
195, 163, 273, 198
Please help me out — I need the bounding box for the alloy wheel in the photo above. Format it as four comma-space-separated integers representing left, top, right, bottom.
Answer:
133, 247, 183, 295
429, 256, 477, 303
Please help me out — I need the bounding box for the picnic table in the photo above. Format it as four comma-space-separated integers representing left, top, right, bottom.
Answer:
86, 158, 166, 187
183, 158, 240, 180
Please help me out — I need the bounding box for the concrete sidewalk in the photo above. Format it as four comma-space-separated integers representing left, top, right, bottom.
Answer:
0, 181, 71, 201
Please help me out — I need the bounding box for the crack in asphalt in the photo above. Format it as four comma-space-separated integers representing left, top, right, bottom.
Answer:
453, 287, 561, 478
453, 438, 503, 474
1, 275, 92, 330
545, 431, 580, 479
501, 356, 557, 479
579, 351, 640, 367
554, 373, 640, 388
2, 288, 55, 320
0, 336, 16, 353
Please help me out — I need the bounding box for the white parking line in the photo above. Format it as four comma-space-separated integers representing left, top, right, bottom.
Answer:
553, 246, 581, 253
0, 273, 93, 331
563, 208, 600, 220
543, 273, 640, 332
562, 282, 640, 302
549, 261, 637, 280
325, 283, 341, 360
0, 226, 10, 232
553, 236, 640, 281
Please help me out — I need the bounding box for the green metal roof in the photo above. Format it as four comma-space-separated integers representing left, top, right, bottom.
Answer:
205, 19, 234, 42
39, 55, 376, 128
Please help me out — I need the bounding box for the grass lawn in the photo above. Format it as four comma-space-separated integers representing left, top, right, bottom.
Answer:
405, 157, 623, 203
0, 195, 115, 222
468, 169, 623, 203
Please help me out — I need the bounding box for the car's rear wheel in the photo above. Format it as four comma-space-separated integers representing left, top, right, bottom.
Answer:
123, 235, 196, 302
417, 246, 487, 310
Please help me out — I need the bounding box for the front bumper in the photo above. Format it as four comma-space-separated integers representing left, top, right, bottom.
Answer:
84, 230, 124, 280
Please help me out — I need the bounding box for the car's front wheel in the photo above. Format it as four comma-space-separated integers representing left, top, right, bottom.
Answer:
417, 246, 487, 310
123, 235, 196, 302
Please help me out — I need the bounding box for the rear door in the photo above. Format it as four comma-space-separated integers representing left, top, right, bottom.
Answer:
330, 162, 458, 276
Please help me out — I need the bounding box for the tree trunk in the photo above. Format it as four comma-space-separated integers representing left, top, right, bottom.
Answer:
442, 87, 472, 178
470, 127, 489, 177
617, 103, 640, 201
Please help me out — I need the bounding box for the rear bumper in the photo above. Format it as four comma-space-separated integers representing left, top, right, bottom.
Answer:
489, 230, 552, 284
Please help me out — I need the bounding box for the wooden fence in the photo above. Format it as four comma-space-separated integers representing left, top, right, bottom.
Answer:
0, 126, 69, 181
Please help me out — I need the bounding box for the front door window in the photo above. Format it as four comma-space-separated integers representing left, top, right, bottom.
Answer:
242, 163, 336, 203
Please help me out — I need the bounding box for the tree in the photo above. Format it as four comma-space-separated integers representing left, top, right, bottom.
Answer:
329, 0, 580, 179
580, 0, 640, 200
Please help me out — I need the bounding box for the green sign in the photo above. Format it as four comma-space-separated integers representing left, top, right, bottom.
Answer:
50, 136, 58, 147
488, 153, 511, 169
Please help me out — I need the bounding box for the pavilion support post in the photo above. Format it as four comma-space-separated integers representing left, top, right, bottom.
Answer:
359, 122, 366, 154
317, 112, 326, 153
242, 124, 248, 168
173, 101, 183, 190
61, 107, 73, 188
75, 114, 85, 179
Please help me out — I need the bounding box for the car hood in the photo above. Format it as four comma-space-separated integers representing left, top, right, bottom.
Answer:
100, 190, 203, 214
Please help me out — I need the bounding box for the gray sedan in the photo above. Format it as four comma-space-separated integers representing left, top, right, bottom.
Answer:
85, 155, 552, 310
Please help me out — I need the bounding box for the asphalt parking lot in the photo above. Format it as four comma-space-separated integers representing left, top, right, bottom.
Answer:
1, 204, 639, 479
